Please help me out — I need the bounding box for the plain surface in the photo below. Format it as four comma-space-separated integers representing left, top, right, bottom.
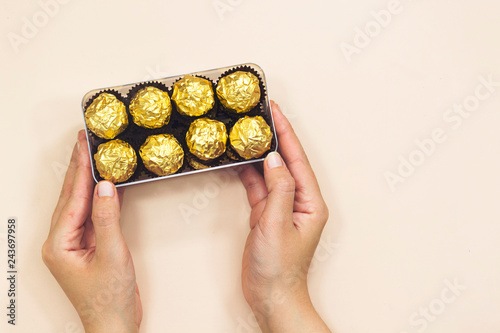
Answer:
1, 0, 500, 332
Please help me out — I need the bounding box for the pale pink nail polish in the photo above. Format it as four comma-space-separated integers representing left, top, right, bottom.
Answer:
266, 152, 283, 169
98, 181, 115, 197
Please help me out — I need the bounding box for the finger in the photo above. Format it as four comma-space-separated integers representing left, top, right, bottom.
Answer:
91, 181, 126, 261
270, 101, 323, 205
249, 199, 266, 230
253, 161, 264, 175
81, 217, 96, 249
117, 187, 125, 209
237, 164, 268, 209
53, 130, 94, 236
51, 131, 85, 228
260, 152, 295, 229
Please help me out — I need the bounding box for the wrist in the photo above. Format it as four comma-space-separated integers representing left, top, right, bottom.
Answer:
249, 283, 314, 333
85, 323, 139, 333
248, 281, 330, 333
82, 315, 139, 333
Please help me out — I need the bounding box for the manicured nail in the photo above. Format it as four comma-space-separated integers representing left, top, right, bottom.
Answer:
234, 165, 248, 174
76, 130, 85, 150
266, 152, 283, 169
97, 181, 115, 197
271, 101, 282, 114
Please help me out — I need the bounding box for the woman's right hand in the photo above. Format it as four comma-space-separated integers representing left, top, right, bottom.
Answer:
238, 101, 331, 332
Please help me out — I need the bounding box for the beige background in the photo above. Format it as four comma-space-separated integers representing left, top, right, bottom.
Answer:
1, 0, 500, 332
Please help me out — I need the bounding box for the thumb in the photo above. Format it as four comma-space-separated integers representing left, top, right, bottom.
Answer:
261, 152, 296, 228
91, 181, 126, 259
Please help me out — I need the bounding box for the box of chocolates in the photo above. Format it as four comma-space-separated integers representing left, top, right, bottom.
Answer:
81, 63, 277, 187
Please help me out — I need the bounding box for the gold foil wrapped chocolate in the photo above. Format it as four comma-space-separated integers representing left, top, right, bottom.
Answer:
129, 86, 172, 129
139, 134, 184, 176
85, 93, 128, 139
186, 118, 227, 161
171, 75, 215, 117
186, 156, 210, 170
216, 71, 261, 113
95, 140, 137, 183
229, 116, 272, 159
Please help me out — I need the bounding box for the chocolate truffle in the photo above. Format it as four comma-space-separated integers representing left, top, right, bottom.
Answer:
186, 118, 227, 161
186, 156, 210, 170
171, 75, 215, 117
139, 134, 184, 176
85, 93, 128, 139
129, 86, 172, 129
94, 139, 137, 183
216, 71, 261, 113
229, 116, 272, 159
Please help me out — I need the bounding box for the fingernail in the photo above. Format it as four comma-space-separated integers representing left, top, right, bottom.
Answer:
271, 101, 282, 114
234, 165, 246, 174
97, 181, 115, 197
76, 130, 85, 151
266, 152, 283, 169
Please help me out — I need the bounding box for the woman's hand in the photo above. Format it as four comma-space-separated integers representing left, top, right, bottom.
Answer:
42, 130, 142, 333
238, 101, 331, 332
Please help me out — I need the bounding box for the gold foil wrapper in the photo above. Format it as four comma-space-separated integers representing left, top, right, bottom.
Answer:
95, 140, 137, 183
85, 93, 128, 139
129, 86, 172, 129
139, 134, 184, 176
186, 156, 210, 170
216, 71, 261, 113
229, 116, 272, 159
171, 75, 215, 117
186, 118, 227, 161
